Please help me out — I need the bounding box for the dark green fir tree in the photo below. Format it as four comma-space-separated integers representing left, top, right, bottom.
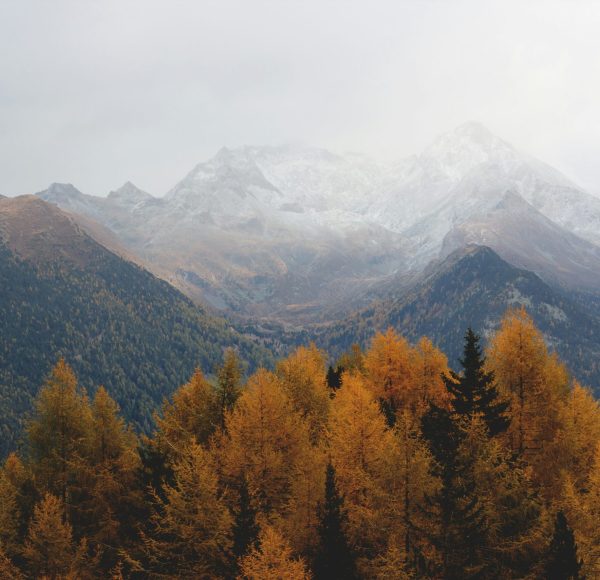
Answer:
326, 365, 343, 391
446, 328, 510, 436
313, 462, 356, 580
545, 511, 584, 580
420, 403, 488, 579
232, 475, 259, 560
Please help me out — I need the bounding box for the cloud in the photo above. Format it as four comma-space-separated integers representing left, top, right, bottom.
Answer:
1, 0, 599, 196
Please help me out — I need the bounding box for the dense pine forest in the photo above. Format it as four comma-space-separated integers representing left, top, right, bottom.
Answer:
0, 221, 272, 457
1, 307, 599, 578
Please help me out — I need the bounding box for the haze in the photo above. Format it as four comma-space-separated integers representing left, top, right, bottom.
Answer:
1, 0, 599, 197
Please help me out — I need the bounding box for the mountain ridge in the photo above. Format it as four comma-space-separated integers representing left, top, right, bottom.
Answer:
0, 196, 272, 455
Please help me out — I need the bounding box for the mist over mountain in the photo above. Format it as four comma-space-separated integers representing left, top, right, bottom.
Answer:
314, 245, 600, 394
36, 122, 600, 326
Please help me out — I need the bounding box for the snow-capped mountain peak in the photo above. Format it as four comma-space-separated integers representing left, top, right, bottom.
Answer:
420, 121, 519, 182
107, 182, 154, 205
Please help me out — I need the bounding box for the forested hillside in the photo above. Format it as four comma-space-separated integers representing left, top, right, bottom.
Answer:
316, 246, 600, 394
0, 197, 271, 456
1, 310, 598, 578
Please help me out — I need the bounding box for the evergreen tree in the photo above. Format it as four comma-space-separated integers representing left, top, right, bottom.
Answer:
232, 474, 259, 560
313, 462, 356, 580
446, 328, 510, 436
545, 511, 584, 580
420, 404, 487, 579
326, 365, 343, 391
216, 348, 243, 429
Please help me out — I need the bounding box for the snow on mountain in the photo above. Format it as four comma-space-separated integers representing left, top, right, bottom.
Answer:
441, 191, 600, 290
107, 182, 154, 208
34, 122, 600, 318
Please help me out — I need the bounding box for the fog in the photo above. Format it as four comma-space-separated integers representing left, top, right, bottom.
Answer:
1, 0, 599, 196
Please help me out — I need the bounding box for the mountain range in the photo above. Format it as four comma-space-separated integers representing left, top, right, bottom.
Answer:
314, 245, 600, 389
2, 120, 599, 426
37, 122, 600, 321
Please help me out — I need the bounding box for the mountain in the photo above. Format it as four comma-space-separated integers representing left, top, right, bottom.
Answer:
314, 246, 600, 393
36, 122, 600, 322
38, 158, 408, 320
439, 191, 600, 290
376, 123, 600, 275
0, 195, 271, 456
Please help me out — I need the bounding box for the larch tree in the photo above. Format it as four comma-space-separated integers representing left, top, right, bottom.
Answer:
390, 410, 437, 568
216, 348, 243, 429
487, 308, 570, 492
556, 382, 600, 490
0, 453, 31, 552
465, 418, 543, 576
154, 368, 218, 457
328, 372, 397, 562
144, 442, 232, 578
23, 493, 76, 579
27, 359, 93, 511
412, 337, 451, 414
238, 525, 311, 580
336, 344, 365, 375
363, 328, 417, 425
283, 443, 327, 556
562, 443, 600, 578
220, 369, 312, 517
447, 328, 510, 436
276, 344, 330, 441
0, 457, 23, 560
73, 386, 142, 568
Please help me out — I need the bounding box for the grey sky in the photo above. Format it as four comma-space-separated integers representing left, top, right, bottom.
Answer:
1, 0, 599, 197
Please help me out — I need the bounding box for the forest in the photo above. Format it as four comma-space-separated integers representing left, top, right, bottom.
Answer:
1, 307, 598, 579
0, 241, 271, 456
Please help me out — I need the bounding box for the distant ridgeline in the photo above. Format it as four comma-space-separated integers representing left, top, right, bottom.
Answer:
0, 198, 272, 457
313, 246, 600, 396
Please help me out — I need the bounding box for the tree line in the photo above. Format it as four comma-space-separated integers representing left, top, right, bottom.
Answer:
0, 307, 598, 578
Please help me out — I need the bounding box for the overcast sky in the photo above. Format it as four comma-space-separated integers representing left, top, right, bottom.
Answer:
1, 0, 599, 197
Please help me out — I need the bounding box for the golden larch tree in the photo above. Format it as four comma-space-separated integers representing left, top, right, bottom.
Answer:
412, 337, 452, 414
23, 493, 76, 578
562, 443, 600, 577
276, 344, 330, 441
27, 359, 93, 508
144, 442, 232, 577
238, 525, 311, 580
155, 368, 217, 453
363, 329, 419, 422
220, 369, 313, 518
328, 372, 398, 562
486, 308, 569, 492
